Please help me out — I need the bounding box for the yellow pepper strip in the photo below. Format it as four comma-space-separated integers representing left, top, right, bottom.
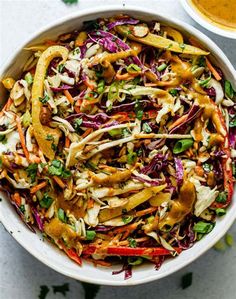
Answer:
2, 77, 15, 90
75, 31, 88, 47
158, 181, 196, 230
31, 45, 69, 160
99, 184, 167, 222
24, 44, 50, 52
161, 26, 184, 44
116, 25, 209, 56
100, 49, 138, 66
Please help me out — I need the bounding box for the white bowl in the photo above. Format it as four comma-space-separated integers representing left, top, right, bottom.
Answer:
180, 0, 236, 39
0, 5, 236, 286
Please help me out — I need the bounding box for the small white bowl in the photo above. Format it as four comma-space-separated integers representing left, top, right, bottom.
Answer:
0, 5, 236, 286
180, 0, 236, 39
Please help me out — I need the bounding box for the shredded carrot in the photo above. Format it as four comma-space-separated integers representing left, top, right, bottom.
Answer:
135, 207, 158, 217
169, 114, 188, 130
74, 106, 81, 113
63, 90, 74, 104
84, 257, 111, 267
189, 38, 220, 80
122, 230, 132, 240
118, 237, 149, 246
53, 176, 66, 189
113, 222, 140, 234
144, 83, 159, 87
74, 99, 82, 113
45, 39, 57, 46
186, 148, 194, 158
81, 128, 93, 138
188, 37, 205, 49
195, 166, 204, 176
115, 72, 137, 80
32, 156, 41, 163
13, 192, 21, 206
65, 136, 71, 148
30, 181, 47, 194
98, 165, 117, 173
5, 97, 13, 111
87, 198, 94, 209
16, 117, 30, 162
83, 98, 99, 107
0, 98, 13, 117
206, 58, 222, 81
84, 79, 95, 90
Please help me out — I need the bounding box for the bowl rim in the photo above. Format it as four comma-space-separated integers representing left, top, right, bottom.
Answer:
180, 0, 236, 39
0, 4, 236, 286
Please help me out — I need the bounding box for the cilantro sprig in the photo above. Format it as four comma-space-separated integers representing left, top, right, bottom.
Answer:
48, 160, 71, 178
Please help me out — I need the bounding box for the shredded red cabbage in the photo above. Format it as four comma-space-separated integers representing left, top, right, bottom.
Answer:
31, 207, 44, 231
112, 260, 132, 280
106, 18, 139, 30
131, 174, 161, 186
174, 158, 184, 186
66, 112, 111, 123
170, 105, 203, 134
141, 154, 168, 177
50, 85, 73, 92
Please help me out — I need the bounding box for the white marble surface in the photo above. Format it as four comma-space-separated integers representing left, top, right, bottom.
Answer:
0, 0, 236, 298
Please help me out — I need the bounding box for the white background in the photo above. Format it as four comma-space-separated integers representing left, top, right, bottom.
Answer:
0, 0, 236, 298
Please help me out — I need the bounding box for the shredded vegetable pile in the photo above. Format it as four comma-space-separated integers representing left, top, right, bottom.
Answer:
0, 15, 235, 278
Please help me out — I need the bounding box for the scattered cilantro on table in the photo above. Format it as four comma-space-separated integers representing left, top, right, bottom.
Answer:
81, 282, 100, 299
38, 285, 50, 299
181, 272, 193, 289
62, 0, 79, 4
52, 283, 70, 296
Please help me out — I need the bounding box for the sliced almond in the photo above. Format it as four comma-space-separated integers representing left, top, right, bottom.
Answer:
10, 81, 24, 101
132, 24, 149, 38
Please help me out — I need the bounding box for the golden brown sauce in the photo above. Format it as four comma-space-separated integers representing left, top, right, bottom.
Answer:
159, 181, 196, 229
44, 218, 77, 243
193, 93, 227, 140
191, 0, 236, 30
57, 193, 86, 219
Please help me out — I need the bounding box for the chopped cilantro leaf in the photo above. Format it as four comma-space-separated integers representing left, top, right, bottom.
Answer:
169, 88, 178, 96
48, 160, 71, 178
198, 56, 206, 67
58, 64, 65, 73
134, 100, 143, 120
40, 193, 53, 209
122, 128, 131, 138
26, 163, 38, 182
179, 43, 186, 51
142, 122, 152, 133
39, 95, 50, 104
0, 135, 7, 144
122, 215, 133, 224
128, 237, 137, 248
51, 143, 57, 152
45, 134, 54, 141
229, 117, 236, 128
127, 150, 137, 165
74, 118, 83, 131
58, 208, 67, 223
85, 161, 97, 171
225, 80, 235, 99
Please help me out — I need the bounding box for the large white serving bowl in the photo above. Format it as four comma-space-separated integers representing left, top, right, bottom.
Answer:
180, 0, 236, 39
0, 5, 236, 286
